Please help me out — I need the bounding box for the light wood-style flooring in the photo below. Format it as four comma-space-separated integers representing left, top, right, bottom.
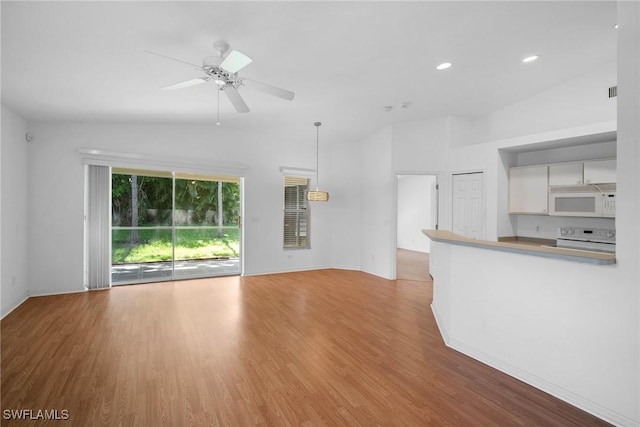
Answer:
2, 269, 609, 426
396, 248, 430, 282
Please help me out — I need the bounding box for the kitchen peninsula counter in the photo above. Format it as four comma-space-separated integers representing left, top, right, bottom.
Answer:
423, 230, 615, 265
422, 226, 625, 425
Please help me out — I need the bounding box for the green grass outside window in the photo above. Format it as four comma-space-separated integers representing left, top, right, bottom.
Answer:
112, 228, 240, 264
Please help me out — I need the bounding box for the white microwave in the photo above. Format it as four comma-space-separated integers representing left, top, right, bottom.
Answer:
549, 185, 616, 218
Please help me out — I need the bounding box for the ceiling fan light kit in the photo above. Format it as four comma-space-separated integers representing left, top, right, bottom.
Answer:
147, 40, 295, 123
307, 121, 329, 202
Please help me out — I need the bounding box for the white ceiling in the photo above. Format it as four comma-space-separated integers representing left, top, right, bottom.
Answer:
1, 1, 617, 142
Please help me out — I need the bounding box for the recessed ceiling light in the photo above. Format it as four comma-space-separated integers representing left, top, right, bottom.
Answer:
522, 55, 539, 63
436, 62, 452, 70
613, 24, 619, 29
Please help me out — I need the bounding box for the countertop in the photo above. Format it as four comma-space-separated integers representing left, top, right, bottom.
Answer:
423, 230, 616, 265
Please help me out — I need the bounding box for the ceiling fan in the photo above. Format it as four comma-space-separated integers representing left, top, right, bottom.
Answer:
145, 40, 295, 118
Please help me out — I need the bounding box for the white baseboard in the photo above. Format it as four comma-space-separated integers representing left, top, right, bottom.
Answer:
330, 265, 361, 272
28, 288, 87, 297
446, 337, 638, 427
361, 267, 395, 280
430, 303, 450, 345
242, 266, 332, 277
1, 293, 30, 320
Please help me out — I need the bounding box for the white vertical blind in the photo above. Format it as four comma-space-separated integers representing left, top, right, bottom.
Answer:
86, 165, 111, 289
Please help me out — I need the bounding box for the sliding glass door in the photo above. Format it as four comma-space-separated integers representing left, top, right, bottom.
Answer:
173, 174, 240, 280
111, 168, 241, 285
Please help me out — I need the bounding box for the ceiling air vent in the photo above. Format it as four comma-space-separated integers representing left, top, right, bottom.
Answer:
609, 86, 617, 98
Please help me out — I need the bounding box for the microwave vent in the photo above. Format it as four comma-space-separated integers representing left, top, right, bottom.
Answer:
609, 86, 617, 98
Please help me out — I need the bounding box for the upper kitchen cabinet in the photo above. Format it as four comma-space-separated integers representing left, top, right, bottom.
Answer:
549, 162, 584, 186
583, 159, 616, 184
509, 165, 549, 214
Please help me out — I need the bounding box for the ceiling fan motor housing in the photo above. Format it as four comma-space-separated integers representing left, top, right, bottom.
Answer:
203, 56, 233, 85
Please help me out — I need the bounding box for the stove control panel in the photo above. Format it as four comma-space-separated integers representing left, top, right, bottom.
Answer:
557, 227, 616, 243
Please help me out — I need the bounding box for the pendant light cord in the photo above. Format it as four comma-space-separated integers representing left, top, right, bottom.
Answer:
315, 122, 321, 191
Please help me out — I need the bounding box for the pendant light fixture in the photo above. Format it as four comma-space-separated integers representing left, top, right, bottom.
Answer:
307, 122, 329, 202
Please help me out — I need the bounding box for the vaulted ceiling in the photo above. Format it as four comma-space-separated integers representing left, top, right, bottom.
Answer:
1, 1, 617, 142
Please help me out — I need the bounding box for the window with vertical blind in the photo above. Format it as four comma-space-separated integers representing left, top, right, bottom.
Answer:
283, 176, 310, 249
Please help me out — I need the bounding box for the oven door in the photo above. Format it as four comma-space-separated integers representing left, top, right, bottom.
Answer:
549, 192, 602, 217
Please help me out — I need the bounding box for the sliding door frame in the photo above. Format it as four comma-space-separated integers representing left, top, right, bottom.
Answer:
110, 169, 243, 285
81, 149, 249, 287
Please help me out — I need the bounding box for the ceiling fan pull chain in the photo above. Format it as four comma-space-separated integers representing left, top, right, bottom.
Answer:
216, 86, 221, 126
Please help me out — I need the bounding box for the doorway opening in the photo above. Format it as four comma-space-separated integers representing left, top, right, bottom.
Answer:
111, 168, 241, 285
396, 174, 438, 281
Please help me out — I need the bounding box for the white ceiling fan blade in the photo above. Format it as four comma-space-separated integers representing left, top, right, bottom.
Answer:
224, 86, 250, 113
242, 77, 295, 101
220, 50, 253, 74
162, 77, 209, 90
144, 49, 202, 69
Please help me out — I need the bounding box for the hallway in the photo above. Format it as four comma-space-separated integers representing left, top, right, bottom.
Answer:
396, 248, 430, 282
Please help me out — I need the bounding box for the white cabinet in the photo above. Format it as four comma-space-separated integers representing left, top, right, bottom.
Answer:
508, 158, 615, 216
549, 163, 583, 186
584, 159, 616, 184
509, 166, 549, 214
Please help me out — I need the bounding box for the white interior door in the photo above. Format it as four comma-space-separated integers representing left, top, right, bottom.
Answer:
452, 172, 484, 239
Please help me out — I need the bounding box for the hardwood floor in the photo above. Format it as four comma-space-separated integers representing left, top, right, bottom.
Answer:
2, 270, 609, 426
396, 248, 430, 282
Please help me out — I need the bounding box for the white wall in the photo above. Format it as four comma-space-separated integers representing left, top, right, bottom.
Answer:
24, 122, 336, 295
615, 2, 640, 422
390, 116, 501, 240
329, 139, 362, 270
1, 106, 30, 317
391, 116, 449, 174
469, 61, 617, 146
360, 127, 395, 279
391, 117, 450, 251
397, 175, 436, 253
